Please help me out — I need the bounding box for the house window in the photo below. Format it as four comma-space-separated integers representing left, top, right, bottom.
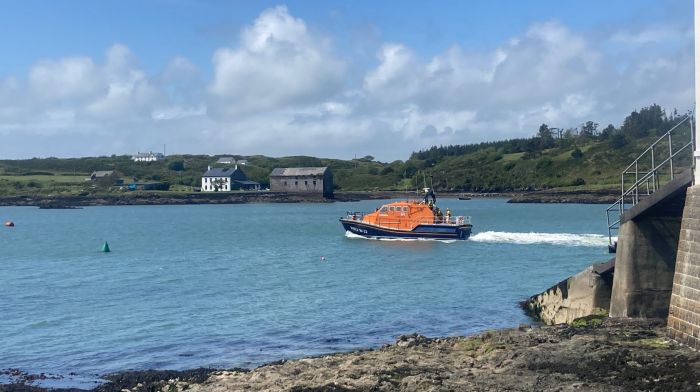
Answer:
313, 180, 316, 186
295, 181, 298, 185
305, 180, 308, 185
283, 181, 287, 186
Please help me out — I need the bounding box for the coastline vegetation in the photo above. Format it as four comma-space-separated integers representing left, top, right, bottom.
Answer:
0, 104, 690, 196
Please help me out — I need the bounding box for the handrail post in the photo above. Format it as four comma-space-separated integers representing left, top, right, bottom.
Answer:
651, 147, 656, 191
621, 173, 625, 211
692, 116, 696, 184
634, 160, 639, 204
669, 132, 674, 180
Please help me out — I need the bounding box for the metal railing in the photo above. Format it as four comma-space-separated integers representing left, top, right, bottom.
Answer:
344, 212, 471, 229
606, 115, 694, 249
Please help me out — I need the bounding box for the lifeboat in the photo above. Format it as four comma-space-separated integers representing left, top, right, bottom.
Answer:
340, 188, 472, 240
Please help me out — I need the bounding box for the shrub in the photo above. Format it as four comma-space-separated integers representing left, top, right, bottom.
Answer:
571, 177, 586, 186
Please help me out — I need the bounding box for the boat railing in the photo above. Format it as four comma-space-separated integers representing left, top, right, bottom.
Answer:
348, 215, 471, 230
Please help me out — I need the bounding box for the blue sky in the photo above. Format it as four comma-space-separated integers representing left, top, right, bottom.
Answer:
0, 0, 694, 160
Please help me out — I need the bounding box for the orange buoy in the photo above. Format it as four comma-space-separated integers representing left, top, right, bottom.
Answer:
4, 221, 14, 227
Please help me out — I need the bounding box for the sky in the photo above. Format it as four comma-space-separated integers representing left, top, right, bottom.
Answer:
0, 0, 694, 161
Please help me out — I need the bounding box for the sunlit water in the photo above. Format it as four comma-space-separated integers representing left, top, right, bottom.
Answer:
0, 198, 612, 387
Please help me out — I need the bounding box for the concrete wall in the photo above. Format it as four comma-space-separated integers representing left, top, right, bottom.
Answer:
525, 260, 613, 325
609, 216, 682, 318
668, 185, 700, 348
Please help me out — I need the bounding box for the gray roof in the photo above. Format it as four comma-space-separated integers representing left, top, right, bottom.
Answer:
216, 156, 235, 163
270, 167, 329, 177
91, 170, 114, 177
203, 167, 237, 177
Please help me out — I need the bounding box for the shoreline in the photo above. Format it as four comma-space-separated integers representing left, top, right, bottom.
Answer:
2, 318, 698, 392
0, 190, 617, 208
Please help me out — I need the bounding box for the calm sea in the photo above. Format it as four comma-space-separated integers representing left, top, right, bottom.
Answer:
0, 198, 611, 387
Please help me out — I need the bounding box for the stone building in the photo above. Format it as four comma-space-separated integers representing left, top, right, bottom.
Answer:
269, 167, 333, 198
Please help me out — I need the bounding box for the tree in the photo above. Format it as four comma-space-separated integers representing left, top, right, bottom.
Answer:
571, 148, 583, 159
168, 160, 185, 171
537, 123, 555, 148
599, 124, 615, 140
212, 178, 225, 192
621, 104, 666, 137
609, 132, 628, 149
579, 121, 598, 138
168, 160, 185, 185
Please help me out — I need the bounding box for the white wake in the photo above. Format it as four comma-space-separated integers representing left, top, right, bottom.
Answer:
470, 231, 612, 247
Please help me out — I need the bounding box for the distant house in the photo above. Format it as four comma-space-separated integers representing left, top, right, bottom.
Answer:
86, 170, 123, 185
237, 159, 249, 166
132, 152, 165, 162
87, 170, 114, 181
269, 167, 333, 197
201, 166, 260, 192
216, 156, 236, 165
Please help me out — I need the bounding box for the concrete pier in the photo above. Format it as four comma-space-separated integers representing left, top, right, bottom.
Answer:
609, 217, 682, 317
609, 170, 691, 318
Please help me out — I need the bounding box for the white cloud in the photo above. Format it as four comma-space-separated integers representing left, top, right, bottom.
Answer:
0, 6, 693, 161
208, 5, 346, 117
610, 25, 689, 46
29, 57, 103, 103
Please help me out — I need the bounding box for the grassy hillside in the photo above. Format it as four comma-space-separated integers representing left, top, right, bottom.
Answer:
0, 105, 691, 195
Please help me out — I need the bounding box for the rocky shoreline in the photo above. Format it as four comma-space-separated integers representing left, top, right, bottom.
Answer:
2, 318, 698, 392
0, 189, 622, 208
507, 189, 619, 204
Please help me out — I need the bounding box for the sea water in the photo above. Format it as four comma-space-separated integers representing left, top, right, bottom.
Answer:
0, 199, 612, 387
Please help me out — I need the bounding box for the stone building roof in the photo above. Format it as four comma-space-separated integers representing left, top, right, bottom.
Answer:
270, 167, 329, 177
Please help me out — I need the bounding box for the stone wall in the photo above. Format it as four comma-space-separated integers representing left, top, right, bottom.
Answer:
668, 185, 700, 349
525, 259, 614, 325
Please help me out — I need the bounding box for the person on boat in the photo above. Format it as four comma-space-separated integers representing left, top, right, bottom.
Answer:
435, 208, 443, 223
423, 188, 436, 205
446, 208, 452, 223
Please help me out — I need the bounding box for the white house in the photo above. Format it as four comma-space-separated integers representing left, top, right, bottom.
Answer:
201, 166, 259, 192
132, 152, 165, 162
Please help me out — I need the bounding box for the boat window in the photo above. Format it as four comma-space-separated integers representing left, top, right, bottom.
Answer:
402, 206, 409, 212
389, 206, 395, 212
379, 207, 388, 214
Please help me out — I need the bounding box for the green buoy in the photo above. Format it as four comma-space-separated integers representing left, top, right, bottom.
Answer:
102, 241, 111, 253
